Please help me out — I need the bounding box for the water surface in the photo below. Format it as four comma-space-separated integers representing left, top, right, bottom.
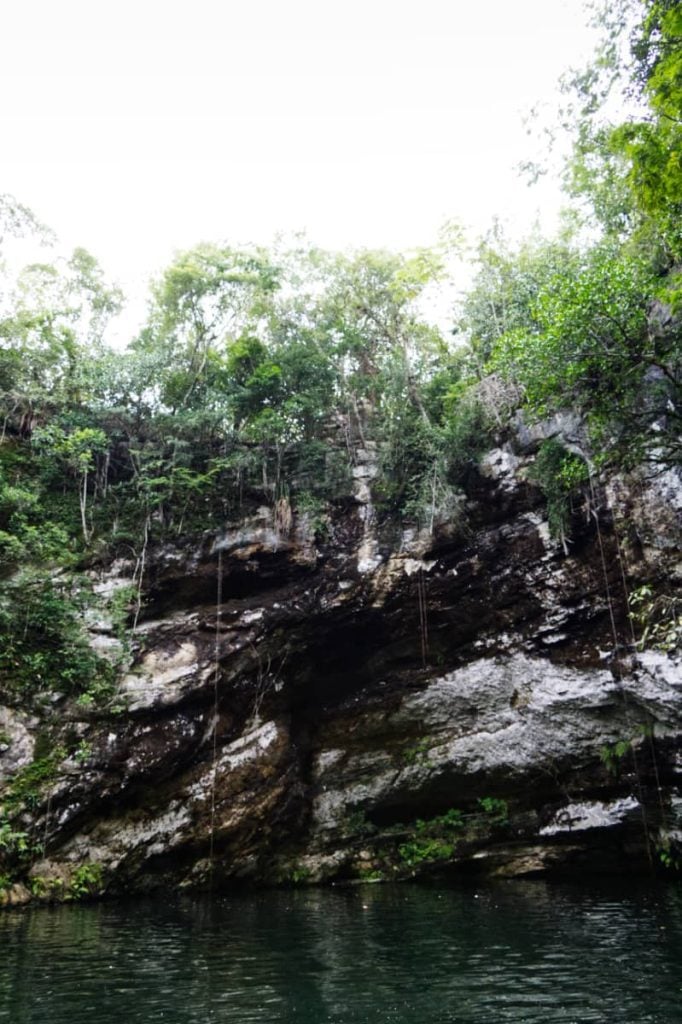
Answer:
1, 880, 680, 1023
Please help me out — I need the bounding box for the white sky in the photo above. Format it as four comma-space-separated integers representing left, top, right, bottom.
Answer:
1, 0, 598, 336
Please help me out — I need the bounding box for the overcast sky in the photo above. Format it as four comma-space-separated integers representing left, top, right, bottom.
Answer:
2, 0, 597, 332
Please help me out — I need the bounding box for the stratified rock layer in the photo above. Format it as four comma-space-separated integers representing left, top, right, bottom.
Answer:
1, 438, 681, 899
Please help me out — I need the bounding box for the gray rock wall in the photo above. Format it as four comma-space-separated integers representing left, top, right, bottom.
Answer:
1, 443, 680, 903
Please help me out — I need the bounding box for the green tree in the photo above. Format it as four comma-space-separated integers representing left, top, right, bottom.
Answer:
135, 243, 280, 413
562, 0, 682, 260
32, 426, 108, 543
454, 227, 574, 364
0, 244, 123, 424
491, 241, 680, 465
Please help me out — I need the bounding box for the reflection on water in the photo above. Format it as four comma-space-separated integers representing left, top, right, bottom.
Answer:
0, 879, 680, 1023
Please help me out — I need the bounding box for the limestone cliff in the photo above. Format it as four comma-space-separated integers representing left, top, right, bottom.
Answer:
1, 423, 681, 904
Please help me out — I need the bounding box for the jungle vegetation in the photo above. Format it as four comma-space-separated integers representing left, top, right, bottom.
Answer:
0, 0, 679, 701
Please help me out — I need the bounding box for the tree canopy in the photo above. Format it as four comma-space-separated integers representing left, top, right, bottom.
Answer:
0, 0, 678, 584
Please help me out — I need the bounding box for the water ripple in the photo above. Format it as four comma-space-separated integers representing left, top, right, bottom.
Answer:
0, 880, 680, 1023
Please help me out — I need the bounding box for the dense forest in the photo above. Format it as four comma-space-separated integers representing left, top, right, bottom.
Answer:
0, 0, 679, 716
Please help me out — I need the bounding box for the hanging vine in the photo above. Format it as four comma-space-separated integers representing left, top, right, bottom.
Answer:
208, 547, 223, 884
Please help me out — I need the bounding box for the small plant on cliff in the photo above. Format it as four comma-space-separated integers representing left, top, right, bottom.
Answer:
108, 583, 138, 641
414, 808, 464, 833
2, 746, 67, 814
401, 738, 431, 766
0, 822, 30, 858
478, 796, 509, 824
293, 491, 329, 541
357, 866, 385, 882
599, 739, 631, 776
528, 439, 588, 548
29, 875, 65, 900
399, 837, 455, 868
655, 837, 680, 872
67, 862, 104, 900
629, 585, 681, 654
397, 807, 465, 869
30, 863, 105, 902
73, 740, 93, 766
343, 808, 377, 838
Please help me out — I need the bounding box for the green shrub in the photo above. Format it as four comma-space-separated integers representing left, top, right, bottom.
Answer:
478, 796, 509, 824
68, 862, 103, 900
529, 439, 588, 541
396, 807, 465, 868
629, 585, 681, 653
0, 823, 30, 857
2, 746, 67, 814
0, 573, 115, 702
414, 808, 464, 834
401, 739, 431, 765
398, 837, 455, 867
599, 739, 631, 775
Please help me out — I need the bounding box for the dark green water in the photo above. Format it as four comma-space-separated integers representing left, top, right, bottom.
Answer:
1, 880, 680, 1023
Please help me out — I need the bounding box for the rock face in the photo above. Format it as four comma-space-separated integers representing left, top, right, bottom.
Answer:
1, 434, 681, 899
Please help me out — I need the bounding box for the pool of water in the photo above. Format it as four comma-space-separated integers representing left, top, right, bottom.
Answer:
1, 879, 680, 1023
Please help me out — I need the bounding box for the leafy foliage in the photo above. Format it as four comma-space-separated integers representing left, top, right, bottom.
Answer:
560, 0, 682, 261
477, 796, 509, 824
0, 573, 114, 702
489, 241, 680, 463
398, 809, 465, 868
599, 738, 632, 775
629, 584, 681, 652
529, 440, 589, 542
0, 1, 680, 712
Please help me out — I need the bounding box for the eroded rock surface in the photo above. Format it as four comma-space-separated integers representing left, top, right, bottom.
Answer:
1, 442, 680, 898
